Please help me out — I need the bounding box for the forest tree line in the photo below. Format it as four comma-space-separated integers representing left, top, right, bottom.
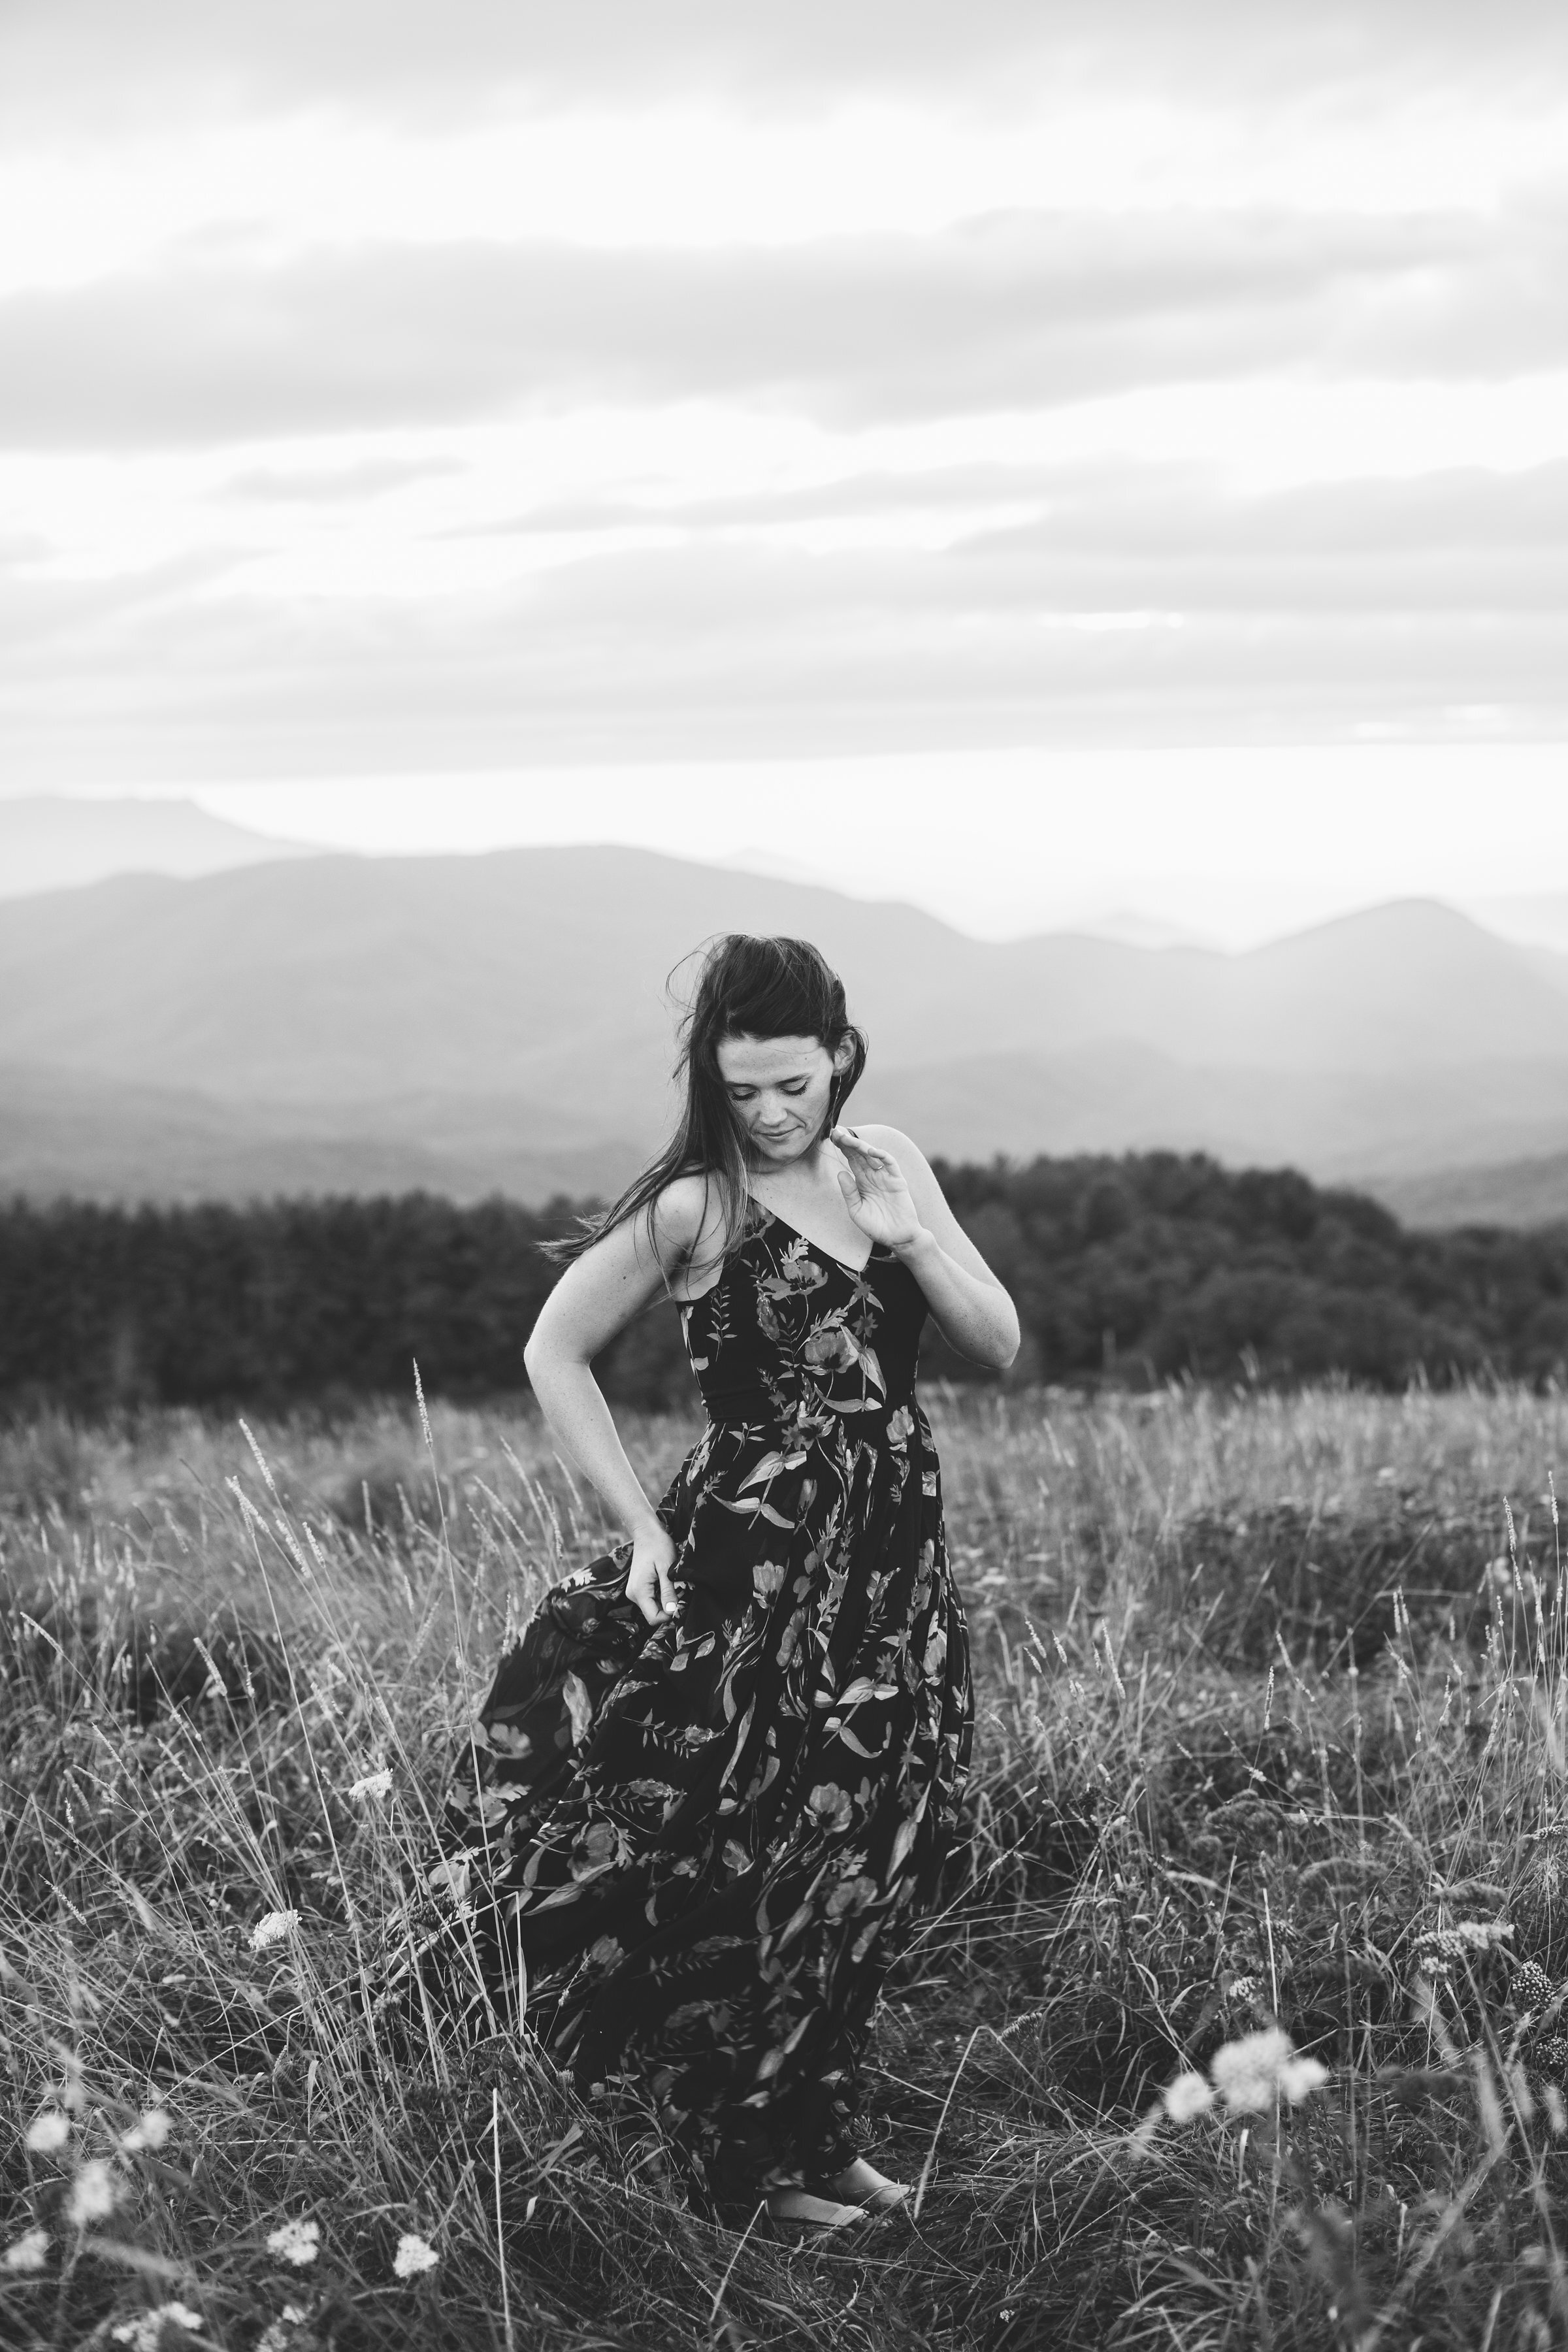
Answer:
3, 1152, 1567, 1416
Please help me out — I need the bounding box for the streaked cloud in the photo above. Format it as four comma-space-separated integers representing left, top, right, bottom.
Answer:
1, 0, 1564, 779
5, 0, 1566, 123
3, 206, 1564, 450
3, 457, 1563, 788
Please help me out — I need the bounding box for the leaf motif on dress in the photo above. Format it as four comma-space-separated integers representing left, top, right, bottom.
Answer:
562, 1673, 594, 1746
389, 1173, 973, 2200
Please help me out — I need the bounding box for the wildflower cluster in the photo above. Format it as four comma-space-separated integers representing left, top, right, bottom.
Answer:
1415, 1919, 1514, 1978
266, 2219, 320, 2267
249, 1909, 301, 1953
255, 2303, 311, 2352
111, 2303, 204, 2349
1512, 1959, 1555, 2012
393, 2231, 439, 2278
1160, 2027, 1330, 2125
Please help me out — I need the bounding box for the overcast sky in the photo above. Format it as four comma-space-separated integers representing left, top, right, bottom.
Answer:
3, 0, 1567, 939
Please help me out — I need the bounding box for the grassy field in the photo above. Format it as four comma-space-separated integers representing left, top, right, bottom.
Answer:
5, 1382, 1568, 2350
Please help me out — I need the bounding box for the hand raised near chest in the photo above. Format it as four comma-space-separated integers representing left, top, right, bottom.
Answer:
829, 1128, 924, 1253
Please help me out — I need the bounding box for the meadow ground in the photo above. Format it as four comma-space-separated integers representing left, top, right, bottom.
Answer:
6, 1382, 1568, 2351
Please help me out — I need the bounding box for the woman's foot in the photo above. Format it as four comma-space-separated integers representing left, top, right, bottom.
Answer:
823, 2159, 911, 2214
765, 2187, 868, 2227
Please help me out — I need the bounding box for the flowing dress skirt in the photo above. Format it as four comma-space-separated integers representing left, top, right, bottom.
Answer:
382, 1217, 973, 2197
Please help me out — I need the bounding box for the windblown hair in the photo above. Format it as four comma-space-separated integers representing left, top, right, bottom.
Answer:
545, 934, 867, 1270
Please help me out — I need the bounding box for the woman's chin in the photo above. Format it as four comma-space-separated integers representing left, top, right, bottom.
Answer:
751, 1134, 811, 1165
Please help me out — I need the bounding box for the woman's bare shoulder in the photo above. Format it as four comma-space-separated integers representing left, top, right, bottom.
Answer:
847, 1122, 932, 1172
647, 1171, 718, 1258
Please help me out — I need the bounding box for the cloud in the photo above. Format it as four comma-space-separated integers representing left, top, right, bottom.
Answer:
3, 457, 1563, 781
0, 204, 1561, 450
223, 454, 463, 503
3, 0, 1565, 131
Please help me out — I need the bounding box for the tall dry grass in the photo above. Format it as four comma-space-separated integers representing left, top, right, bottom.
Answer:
5, 1384, 1568, 2349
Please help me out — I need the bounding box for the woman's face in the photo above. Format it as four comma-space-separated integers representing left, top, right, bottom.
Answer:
715, 1032, 849, 1168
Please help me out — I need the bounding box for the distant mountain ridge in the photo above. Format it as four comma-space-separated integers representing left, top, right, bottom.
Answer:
0, 794, 313, 900
3, 844, 1568, 1210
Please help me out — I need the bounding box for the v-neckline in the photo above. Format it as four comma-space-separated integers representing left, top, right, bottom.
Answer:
755, 1201, 878, 1279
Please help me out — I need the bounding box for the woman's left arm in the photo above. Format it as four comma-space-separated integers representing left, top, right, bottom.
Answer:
830, 1123, 1021, 1371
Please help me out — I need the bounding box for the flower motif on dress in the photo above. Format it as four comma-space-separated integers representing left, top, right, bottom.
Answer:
806, 1783, 854, 1834
380, 1196, 973, 2208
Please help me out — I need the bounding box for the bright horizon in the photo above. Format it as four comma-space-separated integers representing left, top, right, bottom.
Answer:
12, 751, 1567, 951
2, 1, 1567, 872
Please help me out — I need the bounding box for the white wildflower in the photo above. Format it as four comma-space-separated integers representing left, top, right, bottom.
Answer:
3, 2227, 49, 2273
1228, 1974, 1262, 2006
348, 1770, 393, 1801
1279, 2054, 1330, 2102
121, 2109, 172, 2153
1209, 2027, 1328, 2115
249, 1910, 301, 1953
392, 2232, 439, 2278
1416, 1921, 1513, 1959
255, 2308, 309, 2352
265, 2218, 319, 2268
25, 2110, 71, 2152
65, 2158, 120, 2227
112, 2302, 204, 2349
1162, 2071, 1215, 2123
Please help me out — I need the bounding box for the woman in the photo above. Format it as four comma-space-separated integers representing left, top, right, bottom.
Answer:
395, 934, 1019, 2227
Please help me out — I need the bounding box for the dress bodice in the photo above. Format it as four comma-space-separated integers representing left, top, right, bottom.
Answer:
680, 1208, 928, 1439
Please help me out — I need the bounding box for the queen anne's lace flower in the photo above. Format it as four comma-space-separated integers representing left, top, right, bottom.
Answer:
1416, 1921, 1513, 1961
3, 2227, 49, 2274
1209, 2028, 1328, 2114
1279, 2054, 1330, 2102
120, 2109, 171, 2153
348, 1770, 393, 1801
255, 2306, 310, 2352
1162, 2071, 1215, 2122
393, 2232, 439, 2278
24, 2110, 71, 2152
250, 1910, 300, 1953
65, 2159, 120, 2228
265, 2219, 319, 2267
111, 2302, 204, 2348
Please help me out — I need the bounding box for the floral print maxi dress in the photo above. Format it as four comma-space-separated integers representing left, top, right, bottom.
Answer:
390, 1207, 973, 2198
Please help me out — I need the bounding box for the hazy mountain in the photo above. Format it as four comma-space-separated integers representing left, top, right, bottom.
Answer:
5, 845, 1568, 1208
1463, 894, 1568, 958
0, 1063, 641, 1208
0, 794, 312, 900
1370, 1151, 1568, 1231
854, 1046, 1568, 1181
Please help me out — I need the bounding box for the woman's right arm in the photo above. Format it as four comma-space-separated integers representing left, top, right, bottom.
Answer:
522, 1179, 707, 1625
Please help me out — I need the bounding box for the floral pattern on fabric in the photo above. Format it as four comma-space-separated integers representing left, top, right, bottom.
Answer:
381, 1207, 973, 2198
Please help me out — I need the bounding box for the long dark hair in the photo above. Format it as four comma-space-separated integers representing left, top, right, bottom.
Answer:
546, 934, 867, 1269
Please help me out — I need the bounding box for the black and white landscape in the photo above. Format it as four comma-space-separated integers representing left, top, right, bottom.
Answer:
6, 805, 1568, 1221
